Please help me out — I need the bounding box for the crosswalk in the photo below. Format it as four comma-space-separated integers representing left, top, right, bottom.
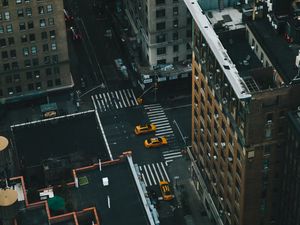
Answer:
91, 88, 138, 112
138, 162, 170, 187
144, 104, 183, 162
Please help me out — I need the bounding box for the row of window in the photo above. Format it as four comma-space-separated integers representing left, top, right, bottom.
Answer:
1, 78, 62, 96
0, 4, 53, 21
2, 0, 31, 7
156, 0, 178, 5
155, 54, 191, 65
156, 44, 191, 55
1, 54, 58, 71
156, 7, 179, 18
156, 30, 192, 44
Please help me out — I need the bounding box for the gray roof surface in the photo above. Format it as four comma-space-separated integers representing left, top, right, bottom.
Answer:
71, 161, 150, 225
17, 207, 48, 225
247, 19, 300, 83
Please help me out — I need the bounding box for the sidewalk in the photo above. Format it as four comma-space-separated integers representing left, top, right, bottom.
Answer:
168, 156, 212, 225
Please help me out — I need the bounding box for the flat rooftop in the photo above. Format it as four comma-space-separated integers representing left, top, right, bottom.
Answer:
11, 111, 109, 167
17, 207, 49, 225
219, 28, 263, 74
70, 160, 150, 225
247, 19, 300, 83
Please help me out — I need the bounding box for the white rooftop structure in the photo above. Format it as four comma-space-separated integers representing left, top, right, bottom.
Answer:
184, 0, 252, 100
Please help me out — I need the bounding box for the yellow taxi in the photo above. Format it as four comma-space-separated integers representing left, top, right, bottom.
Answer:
159, 181, 174, 201
144, 136, 167, 148
135, 124, 156, 135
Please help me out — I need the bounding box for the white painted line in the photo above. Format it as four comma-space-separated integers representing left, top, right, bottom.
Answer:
107, 92, 112, 107
110, 92, 119, 109
131, 89, 138, 105
94, 95, 102, 112
165, 160, 173, 165
149, 115, 167, 121
147, 108, 163, 112
152, 164, 160, 183
143, 165, 152, 186
131, 99, 135, 105
115, 91, 123, 108
147, 164, 156, 185
139, 166, 142, 171
141, 173, 147, 187
155, 122, 170, 127
119, 90, 126, 108
156, 163, 165, 181
160, 162, 170, 182
155, 130, 174, 136
102, 93, 109, 108
150, 118, 169, 123
155, 125, 171, 130
123, 89, 131, 106
163, 149, 181, 154
127, 89, 132, 98
163, 151, 182, 157
127, 89, 135, 106
156, 127, 173, 133
147, 111, 165, 115
143, 103, 160, 107
98, 94, 106, 111
164, 154, 182, 160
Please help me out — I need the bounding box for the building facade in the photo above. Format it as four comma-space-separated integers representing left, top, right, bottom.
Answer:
0, 0, 73, 103
185, 0, 300, 225
124, 0, 192, 67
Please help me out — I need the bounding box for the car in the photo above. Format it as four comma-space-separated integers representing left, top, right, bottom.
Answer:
159, 181, 174, 201
135, 124, 156, 135
144, 136, 167, 148
70, 26, 82, 41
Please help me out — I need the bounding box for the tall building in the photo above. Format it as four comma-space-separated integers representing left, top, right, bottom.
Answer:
124, 0, 192, 67
0, 0, 73, 104
185, 0, 300, 225
280, 108, 300, 225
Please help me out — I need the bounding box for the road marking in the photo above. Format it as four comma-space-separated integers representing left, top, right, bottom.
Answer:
115, 91, 123, 108
123, 89, 131, 107
148, 115, 167, 121
147, 164, 156, 185
160, 162, 170, 182
163, 151, 182, 157
164, 154, 182, 160
163, 148, 181, 154
165, 160, 173, 165
156, 163, 165, 181
150, 117, 169, 123
147, 108, 163, 112
107, 92, 112, 107
147, 111, 165, 115
102, 93, 109, 108
155, 122, 170, 127
110, 92, 119, 109
141, 173, 147, 187
94, 95, 102, 112
155, 125, 171, 130
131, 89, 138, 105
152, 164, 160, 183
143, 165, 152, 186
144, 103, 160, 107
119, 90, 126, 107
155, 130, 174, 136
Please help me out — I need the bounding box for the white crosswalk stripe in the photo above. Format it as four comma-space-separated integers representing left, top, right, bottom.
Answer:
138, 162, 170, 187
162, 148, 183, 161
92, 89, 138, 112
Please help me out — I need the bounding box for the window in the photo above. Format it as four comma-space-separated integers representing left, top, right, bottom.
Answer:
0, 39, 6, 47
41, 31, 47, 40
29, 33, 35, 42
5, 76, 12, 84
38, 6, 44, 14
7, 87, 14, 95
0, 90, 3, 97
13, 74, 20, 81
21, 35, 27, 43
16, 0, 22, 4
156, 0, 165, 4
19, 22, 26, 31
173, 45, 178, 52
24, 59, 31, 67
173, 32, 178, 40
16, 86, 22, 93
31, 46, 37, 54
44, 56, 50, 64
157, 47, 166, 55
24, 0, 30, 2
157, 59, 166, 64
12, 62, 18, 70
10, 49, 16, 57
156, 22, 165, 30
28, 21, 34, 29
43, 44, 49, 52
40, 19, 46, 28
6, 24, 13, 33
173, 7, 178, 16
3, 63, 10, 71
156, 34, 166, 43
47, 80, 53, 87
4, 12, 10, 20
186, 43, 191, 50
2, 51, 8, 59
8, 37, 14, 45
2, 0, 8, 6
34, 70, 40, 78
36, 82, 41, 90
49, 30, 56, 39
52, 55, 58, 63
156, 9, 165, 18
28, 83, 34, 91
173, 19, 178, 28
46, 68, 52, 75
173, 0, 178, 3
48, 18, 54, 25
51, 42, 57, 50
47, 4, 53, 13
173, 56, 178, 62
25, 8, 32, 16
54, 66, 60, 74
26, 71, 32, 80
55, 78, 61, 86
17, 9, 24, 17
0, 26, 4, 33
32, 58, 39, 66
23, 47, 29, 56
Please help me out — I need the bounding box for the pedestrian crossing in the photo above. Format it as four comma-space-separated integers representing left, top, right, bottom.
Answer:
138, 162, 170, 187
144, 104, 183, 162
91, 88, 138, 112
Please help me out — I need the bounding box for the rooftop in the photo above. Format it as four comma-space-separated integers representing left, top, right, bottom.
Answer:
247, 19, 300, 84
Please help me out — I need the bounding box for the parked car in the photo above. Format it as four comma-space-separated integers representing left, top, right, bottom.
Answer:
159, 181, 174, 201
135, 124, 156, 135
144, 137, 167, 148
